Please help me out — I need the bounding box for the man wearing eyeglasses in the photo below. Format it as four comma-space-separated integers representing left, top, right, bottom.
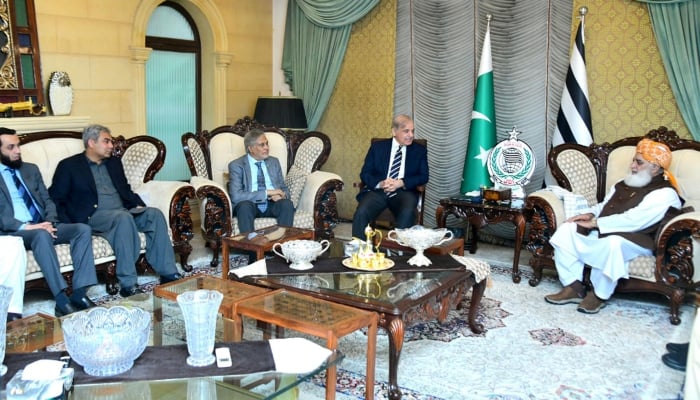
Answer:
228, 129, 294, 234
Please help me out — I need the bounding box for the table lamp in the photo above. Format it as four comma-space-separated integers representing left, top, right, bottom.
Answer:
253, 96, 308, 131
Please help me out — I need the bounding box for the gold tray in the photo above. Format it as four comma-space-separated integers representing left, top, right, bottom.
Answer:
342, 257, 395, 272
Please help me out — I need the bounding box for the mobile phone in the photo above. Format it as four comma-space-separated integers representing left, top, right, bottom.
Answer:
215, 347, 232, 368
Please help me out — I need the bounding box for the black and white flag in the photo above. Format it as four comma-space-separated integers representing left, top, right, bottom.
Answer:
552, 18, 593, 147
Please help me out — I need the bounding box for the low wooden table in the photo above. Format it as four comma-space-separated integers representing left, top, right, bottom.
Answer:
221, 225, 315, 279
437, 196, 528, 283
5, 313, 62, 353
233, 289, 378, 400
153, 275, 269, 344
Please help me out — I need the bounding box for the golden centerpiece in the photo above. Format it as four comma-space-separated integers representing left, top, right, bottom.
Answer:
343, 225, 394, 271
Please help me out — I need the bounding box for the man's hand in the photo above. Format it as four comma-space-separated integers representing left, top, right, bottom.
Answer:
25, 221, 57, 238
266, 189, 286, 202
381, 178, 404, 193
567, 213, 597, 229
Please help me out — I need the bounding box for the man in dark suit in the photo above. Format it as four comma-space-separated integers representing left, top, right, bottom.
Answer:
49, 124, 182, 298
0, 127, 97, 317
228, 128, 294, 233
352, 114, 429, 238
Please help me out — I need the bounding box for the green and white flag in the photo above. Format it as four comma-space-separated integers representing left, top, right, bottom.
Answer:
461, 20, 496, 194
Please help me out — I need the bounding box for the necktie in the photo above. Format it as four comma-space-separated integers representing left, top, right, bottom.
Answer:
256, 162, 267, 212
10, 169, 41, 223
387, 146, 403, 198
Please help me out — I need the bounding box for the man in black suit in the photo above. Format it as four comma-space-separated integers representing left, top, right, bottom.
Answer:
352, 114, 429, 238
0, 127, 97, 317
50, 124, 182, 297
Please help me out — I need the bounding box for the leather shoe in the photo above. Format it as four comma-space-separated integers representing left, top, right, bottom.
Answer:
70, 296, 97, 310
119, 286, 146, 298
160, 273, 183, 285
6, 313, 22, 323
666, 342, 689, 355
545, 285, 584, 305
662, 351, 687, 371
55, 302, 79, 317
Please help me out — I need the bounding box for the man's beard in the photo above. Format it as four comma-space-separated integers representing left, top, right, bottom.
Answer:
624, 167, 653, 187
0, 153, 22, 169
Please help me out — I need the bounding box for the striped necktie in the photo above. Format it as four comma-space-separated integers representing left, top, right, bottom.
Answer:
387, 146, 403, 197
256, 161, 267, 212
9, 169, 41, 223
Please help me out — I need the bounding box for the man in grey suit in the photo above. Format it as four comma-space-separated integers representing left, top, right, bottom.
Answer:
0, 127, 98, 317
228, 129, 294, 233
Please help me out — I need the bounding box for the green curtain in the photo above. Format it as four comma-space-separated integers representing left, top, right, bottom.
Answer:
282, 0, 378, 130
635, 0, 700, 140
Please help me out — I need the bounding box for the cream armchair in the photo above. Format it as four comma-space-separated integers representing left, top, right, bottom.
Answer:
525, 127, 700, 324
182, 117, 344, 266
19, 131, 195, 294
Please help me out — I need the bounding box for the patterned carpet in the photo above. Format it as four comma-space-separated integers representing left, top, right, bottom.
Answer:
34, 249, 694, 400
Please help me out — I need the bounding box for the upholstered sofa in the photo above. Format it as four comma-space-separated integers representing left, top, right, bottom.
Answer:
525, 127, 700, 324
182, 117, 344, 266
18, 131, 195, 294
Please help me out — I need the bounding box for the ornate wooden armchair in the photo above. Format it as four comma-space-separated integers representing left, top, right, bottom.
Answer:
525, 127, 700, 324
182, 117, 344, 266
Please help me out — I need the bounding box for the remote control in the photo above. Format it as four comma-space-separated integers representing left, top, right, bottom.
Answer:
215, 347, 232, 368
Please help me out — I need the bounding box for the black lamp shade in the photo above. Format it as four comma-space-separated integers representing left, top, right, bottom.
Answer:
253, 96, 308, 130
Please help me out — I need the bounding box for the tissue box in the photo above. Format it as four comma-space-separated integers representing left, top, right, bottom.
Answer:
482, 188, 511, 202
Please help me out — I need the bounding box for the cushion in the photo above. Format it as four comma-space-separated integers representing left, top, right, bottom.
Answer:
285, 164, 307, 208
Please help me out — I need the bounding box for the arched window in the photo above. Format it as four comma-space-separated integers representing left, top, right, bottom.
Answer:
145, 1, 201, 181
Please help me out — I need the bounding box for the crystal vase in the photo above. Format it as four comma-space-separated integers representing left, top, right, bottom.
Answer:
0, 285, 14, 376
177, 290, 223, 367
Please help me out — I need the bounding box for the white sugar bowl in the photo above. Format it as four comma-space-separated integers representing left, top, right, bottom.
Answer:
272, 239, 330, 270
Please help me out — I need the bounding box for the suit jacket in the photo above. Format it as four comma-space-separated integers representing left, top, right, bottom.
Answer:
228, 155, 290, 208
0, 163, 58, 233
358, 139, 429, 200
49, 152, 145, 224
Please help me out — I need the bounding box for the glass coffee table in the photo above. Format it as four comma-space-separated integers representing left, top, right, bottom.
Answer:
221, 225, 315, 279
238, 254, 486, 400
4, 344, 343, 399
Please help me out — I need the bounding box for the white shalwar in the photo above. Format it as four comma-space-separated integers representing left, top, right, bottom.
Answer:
550, 182, 681, 300
0, 236, 27, 314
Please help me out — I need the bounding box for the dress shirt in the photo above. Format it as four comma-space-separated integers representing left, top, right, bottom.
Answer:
247, 154, 273, 191
1, 166, 35, 227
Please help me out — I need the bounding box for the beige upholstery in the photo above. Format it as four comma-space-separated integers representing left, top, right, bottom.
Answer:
18, 131, 195, 294
525, 127, 700, 324
182, 117, 344, 266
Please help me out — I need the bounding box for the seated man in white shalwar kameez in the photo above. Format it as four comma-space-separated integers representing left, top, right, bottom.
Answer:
544, 138, 682, 314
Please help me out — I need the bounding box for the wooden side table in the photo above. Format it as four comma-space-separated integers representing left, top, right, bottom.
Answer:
436, 197, 528, 283
221, 225, 315, 279
232, 289, 378, 400
5, 313, 62, 353
153, 275, 269, 345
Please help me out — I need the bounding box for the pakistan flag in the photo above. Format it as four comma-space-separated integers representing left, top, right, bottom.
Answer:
461, 21, 496, 194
